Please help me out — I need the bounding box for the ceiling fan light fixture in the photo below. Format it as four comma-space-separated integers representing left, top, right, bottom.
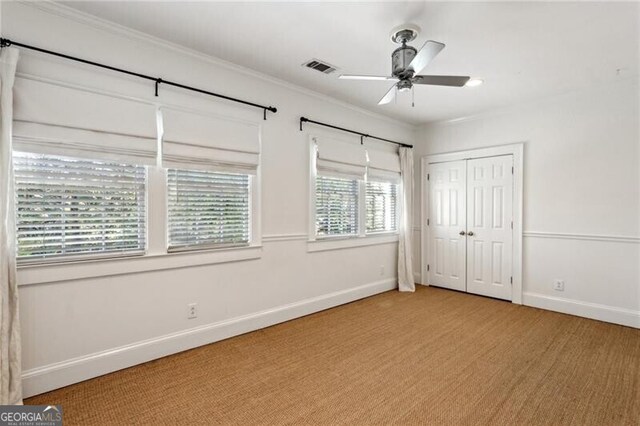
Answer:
397, 79, 412, 93
465, 78, 484, 87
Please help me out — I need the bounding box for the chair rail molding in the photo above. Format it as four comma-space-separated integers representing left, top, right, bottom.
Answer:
262, 233, 308, 243
523, 231, 640, 244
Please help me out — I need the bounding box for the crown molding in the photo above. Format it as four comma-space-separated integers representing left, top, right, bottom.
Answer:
421, 74, 640, 128
17, 0, 415, 132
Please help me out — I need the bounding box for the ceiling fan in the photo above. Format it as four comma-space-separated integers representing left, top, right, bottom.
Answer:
339, 26, 471, 106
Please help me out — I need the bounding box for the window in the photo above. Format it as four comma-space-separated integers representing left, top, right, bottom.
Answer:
366, 180, 398, 233
13, 152, 146, 261
315, 175, 359, 237
167, 168, 251, 251
10, 80, 263, 280
311, 137, 402, 242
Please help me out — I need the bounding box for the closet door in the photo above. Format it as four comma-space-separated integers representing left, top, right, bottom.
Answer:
466, 156, 513, 300
428, 161, 467, 292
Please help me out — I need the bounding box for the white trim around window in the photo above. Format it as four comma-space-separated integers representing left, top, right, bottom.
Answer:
18, 150, 263, 286
17, 160, 263, 286
307, 134, 399, 252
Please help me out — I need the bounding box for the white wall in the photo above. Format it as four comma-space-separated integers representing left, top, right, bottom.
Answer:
2, 2, 416, 397
6, 0, 636, 400
414, 77, 640, 328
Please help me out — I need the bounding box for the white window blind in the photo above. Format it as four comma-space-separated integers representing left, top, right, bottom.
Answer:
367, 148, 401, 183
161, 107, 260, 175
167, 168, 250, 251
366, 180, 398, 233
315, 175, 359, 237
315, 136, 367, 180
13, 78, 158, 165
13, 152, 146, 261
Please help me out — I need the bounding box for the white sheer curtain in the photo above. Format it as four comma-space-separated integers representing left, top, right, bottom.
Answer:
0, 47, 22, 405
398, 147, 415, 292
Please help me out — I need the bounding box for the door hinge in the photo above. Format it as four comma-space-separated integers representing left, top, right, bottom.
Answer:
511, 221, 513, 229
510, 276, 513, 284
427, 218, 430, 226
427, 173, 430, 181
427, 264, 430, 272
511, 166, 514, 174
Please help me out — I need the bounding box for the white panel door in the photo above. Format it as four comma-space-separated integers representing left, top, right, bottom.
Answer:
428, 161, 467, 291
466, 155, 513, 300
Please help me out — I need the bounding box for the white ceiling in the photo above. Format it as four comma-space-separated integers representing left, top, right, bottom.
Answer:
59, 1, 639, 125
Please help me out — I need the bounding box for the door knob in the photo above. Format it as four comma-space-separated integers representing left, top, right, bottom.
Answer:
459, 231, 466, 236
467, 231, 474, 236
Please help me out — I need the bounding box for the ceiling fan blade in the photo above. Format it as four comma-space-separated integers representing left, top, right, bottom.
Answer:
413, 75, 470, 87
378, 84, 397, 105
408, 40, 445, 75
340, 75, 398, 81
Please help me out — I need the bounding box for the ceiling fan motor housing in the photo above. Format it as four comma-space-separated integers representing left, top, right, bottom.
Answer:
392, 45, 417, 79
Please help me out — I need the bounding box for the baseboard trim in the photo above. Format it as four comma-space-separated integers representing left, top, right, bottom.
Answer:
522, 292, 640, 329
22, 278, 397, 398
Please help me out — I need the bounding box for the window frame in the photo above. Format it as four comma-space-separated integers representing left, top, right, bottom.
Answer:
13, 151, 149, 266
165, 167, 255, 253
16, 158, 263, 284
365, 178, 400, 236
313, 174, 362, 240
308, 135, 399, 252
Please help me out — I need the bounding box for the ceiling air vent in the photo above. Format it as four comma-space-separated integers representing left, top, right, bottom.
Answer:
303, 59, 338, 75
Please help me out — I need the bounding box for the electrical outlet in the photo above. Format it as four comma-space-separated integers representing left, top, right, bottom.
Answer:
553, 280, 565, 292
187, 303, 197, 319
380, 265, 385, 276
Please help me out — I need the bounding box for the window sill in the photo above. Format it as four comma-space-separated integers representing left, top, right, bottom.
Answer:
17, 245, 262, 286
307, 233, 399, 253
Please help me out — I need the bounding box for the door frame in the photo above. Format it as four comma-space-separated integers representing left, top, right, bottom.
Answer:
421, 143, 524, 304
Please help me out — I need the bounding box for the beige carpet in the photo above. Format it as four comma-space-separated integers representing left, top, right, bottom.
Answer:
26, 286, 640, 425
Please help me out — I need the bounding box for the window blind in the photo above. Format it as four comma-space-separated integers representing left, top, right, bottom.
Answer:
161, 107, 260, 175
315, 175, 359, 237
167, 168, 250, 250
367, 148, 401, 183
315, 137, 367, 180
366, 180, 398, 233
13, 152, 146, 261
13, 78, 158, 165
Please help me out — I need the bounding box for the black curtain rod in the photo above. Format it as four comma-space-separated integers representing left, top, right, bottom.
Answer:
299, 117, 412, 148
0, 37, 277, 120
